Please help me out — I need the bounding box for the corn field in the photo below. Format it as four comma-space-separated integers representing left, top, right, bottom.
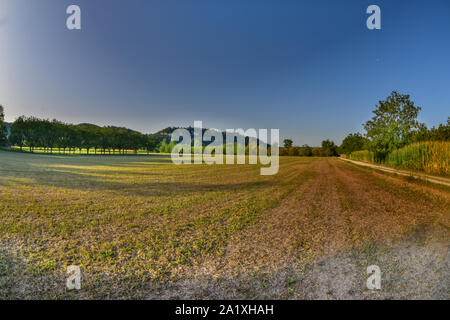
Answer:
385, 141, 450, 176
346, 150, 375, 163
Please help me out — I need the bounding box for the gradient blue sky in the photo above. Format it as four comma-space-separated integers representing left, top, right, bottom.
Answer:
0, 0, 449, 146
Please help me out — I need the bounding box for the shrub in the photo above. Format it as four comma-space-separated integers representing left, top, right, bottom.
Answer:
311, 147, 320, 156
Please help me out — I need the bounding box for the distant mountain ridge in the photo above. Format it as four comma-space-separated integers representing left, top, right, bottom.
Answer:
153, 126, 269, 147
77, 123, 142, 134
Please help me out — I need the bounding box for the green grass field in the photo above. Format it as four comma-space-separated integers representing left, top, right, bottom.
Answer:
0, 151, 449, 299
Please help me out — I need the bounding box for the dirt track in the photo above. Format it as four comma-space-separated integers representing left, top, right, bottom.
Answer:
155, 158, 449, 299
339, 157, 450, 187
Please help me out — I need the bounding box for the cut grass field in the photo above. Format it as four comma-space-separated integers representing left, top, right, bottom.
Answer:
0, 151, 448, 299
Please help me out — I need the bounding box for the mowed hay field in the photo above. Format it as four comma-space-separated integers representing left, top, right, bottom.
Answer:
0, 151, 449, 299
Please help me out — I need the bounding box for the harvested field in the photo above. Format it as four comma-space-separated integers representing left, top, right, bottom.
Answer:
0, 151, 448, 299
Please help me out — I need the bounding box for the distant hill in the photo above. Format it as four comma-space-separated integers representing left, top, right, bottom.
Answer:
77, 123, 100, 128
153, 126, 269, 147
77, 123, 142, 134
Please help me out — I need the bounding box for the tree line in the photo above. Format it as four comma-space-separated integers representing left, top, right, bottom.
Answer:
3, 115, 158, 154
1, 92, 448, 158
279, 139, 338, 157
340, 91, 449, 161
280, 91, 449, 159
0, 105, 7, 146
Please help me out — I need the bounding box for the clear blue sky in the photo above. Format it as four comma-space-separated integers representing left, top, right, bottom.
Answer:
0, 0, 449, 146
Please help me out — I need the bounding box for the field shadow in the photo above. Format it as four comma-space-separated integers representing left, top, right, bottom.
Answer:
2, 167, 271, 197
0, 152, 271, 197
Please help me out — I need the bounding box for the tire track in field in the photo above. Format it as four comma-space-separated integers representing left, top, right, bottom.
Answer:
333, 159, 449, 244
154, 158, 449, 299
339, 157, 450, 187
294, 159, 450, 300
154, 159, 351, 298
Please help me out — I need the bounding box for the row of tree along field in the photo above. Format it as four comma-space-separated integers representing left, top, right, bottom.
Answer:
0, 111, 338, 157
0, 105, 330, 156
0, 114, 276, 155
1, 116, 159, 155
279, 139, 339, 157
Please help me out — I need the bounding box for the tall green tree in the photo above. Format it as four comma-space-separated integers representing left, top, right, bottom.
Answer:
321, 139, 338, 156
143, 134, 157, 154
283, 139, 293, 148
9, 116, 25, 150
412, 117, 450, 142
364, 91, 423, 160
0, 104, 6, 145
159, 139, 168, 153
299, 144, 312, 156
339, 133, 369, 155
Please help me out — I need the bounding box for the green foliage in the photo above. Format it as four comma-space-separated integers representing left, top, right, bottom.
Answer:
287, 147, 299, 156
158, 139, 168, 153
0, 105, 7, 146
279, 142, 337, 157
299, 148, 310, 156
7, 117, 273, 156
348, 91, 449, 174
347, 150, 374, 163
364, 91, 423, 161
411, 117, 450, 143
158, 139, 176, 153
339, 133, 368, 155
144, 134, 158, 153
385, 141, 449, 175
283, 139, 293, 148
347, 141, 449, 176
311, 147, 320, 156
321, 139, 338, 156
8, 116, 158, 154
299, 145, 312, 156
